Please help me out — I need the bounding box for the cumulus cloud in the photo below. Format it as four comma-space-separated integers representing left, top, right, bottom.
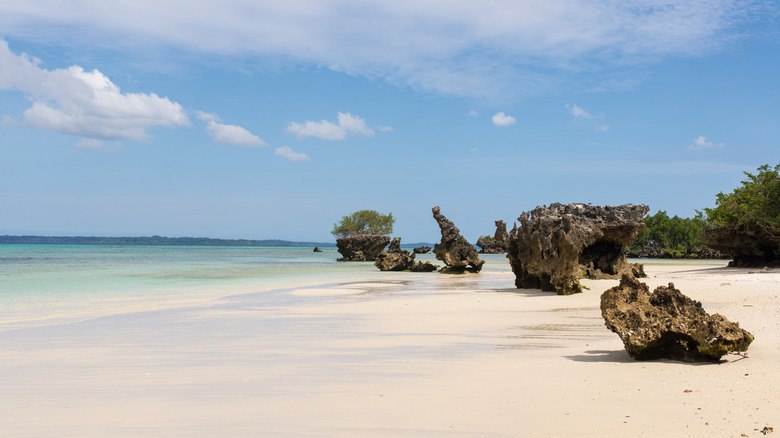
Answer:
197, 112, 267, 148
286, 112, 374, 140
689, 136, 726, 150
0, 40, 189, 145
467, 109, 479, 117
492, 112, 516, 126
0, 1, 767, 101
275, 145, 310, 162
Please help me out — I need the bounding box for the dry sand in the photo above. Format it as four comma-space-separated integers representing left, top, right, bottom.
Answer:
1, 263, 778, 437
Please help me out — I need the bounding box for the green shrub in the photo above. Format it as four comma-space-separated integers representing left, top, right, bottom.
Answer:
331, 210, 395, 237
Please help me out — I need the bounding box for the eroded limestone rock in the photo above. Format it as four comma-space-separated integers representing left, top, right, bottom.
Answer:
476, 220, 509, 254
375, 237, 439, 272
701, 222, 780, 267
432, 206, 485, 273
601, 275, 754, 362
507, 203, 648, 294
336, 234, 391, 261
413, 246, 431, 254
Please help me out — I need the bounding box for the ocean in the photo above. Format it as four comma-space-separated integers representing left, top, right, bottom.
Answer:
0, 244, 511, 331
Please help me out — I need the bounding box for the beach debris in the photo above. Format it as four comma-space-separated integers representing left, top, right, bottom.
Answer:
601, 274, 754, 362
476, 220, 509, 254
507, 203, 648, 295
431, 206, 485, 273
374, 237, 439, 272
336, 234, 391, 261
760, 426, 774, 435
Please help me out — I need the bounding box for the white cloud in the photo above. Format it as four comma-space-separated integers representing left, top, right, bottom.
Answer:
470, 147, 479, 152
0, 40, 189, 145
379, 126, 393, 133
595, 125, 610, 132
286, 112, 374, 140
0, 1, 767, 101
467, 110, 479, 117
492, 112, 516, 126
275, 145, 310, 162
197, 112, 267, 148
568, 104, 594, 119
689, 136, 726, 150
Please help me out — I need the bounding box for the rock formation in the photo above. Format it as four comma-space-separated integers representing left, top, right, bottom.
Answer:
413, 246, 431, 254
432, 206, 485, 273
313, 247, 323, 252
476, 220, 510, 254
701, 222, 780, 267
601, 275, 754, 362
507, 203, 648, 294
494, 220, 510, 242
336, 234, 391, 261
374, 237, 439, 272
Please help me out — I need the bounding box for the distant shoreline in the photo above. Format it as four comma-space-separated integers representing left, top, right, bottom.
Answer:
0, 235, 336, 247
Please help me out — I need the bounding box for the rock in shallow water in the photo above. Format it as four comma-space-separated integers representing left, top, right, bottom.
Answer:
432, 206, 485, 273
600, 275, 754, 362
336, 234, 391, 261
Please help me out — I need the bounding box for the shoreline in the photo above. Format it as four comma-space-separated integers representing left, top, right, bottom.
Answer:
1, 263, 777, 437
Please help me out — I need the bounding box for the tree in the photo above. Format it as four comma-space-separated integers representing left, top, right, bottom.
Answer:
331, 210, 395, 237
629, 210, 709, 257
703, 163, 780, 230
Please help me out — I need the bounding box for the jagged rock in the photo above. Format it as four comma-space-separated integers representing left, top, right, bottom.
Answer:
432, 206, 485, 273
701, 222, 780, 267
413, 246, 431, 254
313, 247, 323, 252
507, 203, 648, 295
494, 220, 509, 242
601, 275, 754, 362
476, 236, 508, 254
374, 250, 416, 271
387, 237, 402, 253
477, 220, 510, 254
410, 261, 439, 272
375, 237, 439, 272
336, 234, 391, 261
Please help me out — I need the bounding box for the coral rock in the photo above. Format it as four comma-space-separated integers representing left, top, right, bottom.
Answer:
507, 203, 648, 294
432, 206, 485, 273
601, 275, 754, 362
336, 234, 391, 261
701, 222, 780, 267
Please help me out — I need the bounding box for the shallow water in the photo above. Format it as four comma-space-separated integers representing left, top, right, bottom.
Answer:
0, 245, 511, 330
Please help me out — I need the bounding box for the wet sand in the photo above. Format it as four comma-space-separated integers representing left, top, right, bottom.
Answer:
1, 263, 777, 437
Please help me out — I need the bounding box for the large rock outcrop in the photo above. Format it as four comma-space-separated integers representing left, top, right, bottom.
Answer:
701, 222, 780, 267
601, 275, 754, 362
507, 203, 648, 294
336, 234, 391, 261
432, 206, 485, 273
374, 237, 438, 272
476, 220, 509, 254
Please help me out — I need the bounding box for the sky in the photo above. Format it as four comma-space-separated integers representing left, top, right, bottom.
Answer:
1, 1, 779, 243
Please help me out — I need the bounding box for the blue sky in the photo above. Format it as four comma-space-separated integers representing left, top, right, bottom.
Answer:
1, 1, 779, 243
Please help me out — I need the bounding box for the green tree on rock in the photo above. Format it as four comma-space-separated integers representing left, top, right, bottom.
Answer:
331, 210, 395, 237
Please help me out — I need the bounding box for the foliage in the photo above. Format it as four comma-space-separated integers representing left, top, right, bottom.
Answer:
703, 163, 780, 230
628, 210, 709, 257
331, 210, 395, 237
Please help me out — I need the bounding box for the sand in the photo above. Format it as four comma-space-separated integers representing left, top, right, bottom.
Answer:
1, 263, 778, 437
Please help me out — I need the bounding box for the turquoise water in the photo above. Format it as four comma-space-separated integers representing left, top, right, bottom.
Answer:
0, 245, 372, 329
0, 244, 513, 330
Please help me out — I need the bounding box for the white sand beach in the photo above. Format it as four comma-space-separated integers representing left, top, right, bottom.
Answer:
1, 263, 777, 437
